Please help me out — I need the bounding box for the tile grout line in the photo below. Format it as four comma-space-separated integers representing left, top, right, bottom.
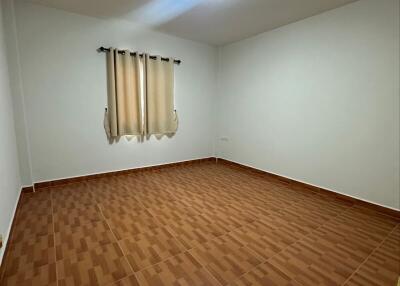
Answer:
48, 168, 389, 285
96, 202, 141, 286
230, 201, 305, 265
136, 197, 189, 254
1, 192, 55, 284
6, 165, 398, 286
134, 185, 319, 285
340, 223, 399, 286
161, 209, 267, 284
176, 197, 319, 284
55, 173, 340, 284
136, 194, 224, 286
229, 203, 356, 284
185, 212, 249, 286
100, 185, 226, 285
136, 196, 236, 286
197, 260, 225, 286
50, 190, 59, 286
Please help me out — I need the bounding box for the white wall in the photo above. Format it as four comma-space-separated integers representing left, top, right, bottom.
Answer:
216, 0, 400, 209
0, 0, 22, 265
2, 0, 32, 186
12, 1, 218, 183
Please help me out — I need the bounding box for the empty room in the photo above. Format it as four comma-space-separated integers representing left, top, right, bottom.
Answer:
0, 0, 399, 285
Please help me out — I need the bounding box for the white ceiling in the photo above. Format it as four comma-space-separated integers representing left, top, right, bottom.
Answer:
25, 0, 358, 45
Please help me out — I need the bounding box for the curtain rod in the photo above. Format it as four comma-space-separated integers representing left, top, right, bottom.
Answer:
97, 46, 181, 65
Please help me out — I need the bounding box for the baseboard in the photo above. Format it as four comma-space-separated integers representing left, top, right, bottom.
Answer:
17, 156, 399, 219
21, 185, 34, 193
0, 187, 24, 281
217, 158, 400, 219
33, 157, 217, 190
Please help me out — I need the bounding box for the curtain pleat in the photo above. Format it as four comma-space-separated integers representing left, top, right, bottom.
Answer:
104, 48, 177, 139
145, 55, 178, 136
105, 48, 143, 137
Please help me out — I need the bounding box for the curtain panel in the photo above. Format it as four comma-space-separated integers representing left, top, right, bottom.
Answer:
145, 55, 178, 136
104, 48, 178, 139
105, 48, 143, 137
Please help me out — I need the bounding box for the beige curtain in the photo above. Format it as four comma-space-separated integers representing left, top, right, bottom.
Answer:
105, 48, 143, 137
144, 55, 178, 136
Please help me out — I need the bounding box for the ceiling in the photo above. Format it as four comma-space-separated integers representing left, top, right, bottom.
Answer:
25, 0, 358, 45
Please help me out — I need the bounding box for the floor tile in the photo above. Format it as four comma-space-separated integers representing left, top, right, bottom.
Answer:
190, 233, 262, 285
55, 220, 115, 261
4, 234, 55, 277
136, 252, 220, 286
119, 227, 184, 271
17, 198, 52, 217
56, 242, 132, 286
53, 206, 103, 232
344, 226, 400, 286
1, 162, 399, 286
266, 225, 386, 286
165, 214, 231, 250
107, 215, 159, 240
230, 216, 304, 261
229, 261, 302, 286
102, 206, 153, 221
11, 214, 53, 244
2, 263, 57, 286
111, 275, 140, 286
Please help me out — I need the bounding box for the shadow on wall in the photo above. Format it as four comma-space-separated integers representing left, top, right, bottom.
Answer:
105, 132, 176, 145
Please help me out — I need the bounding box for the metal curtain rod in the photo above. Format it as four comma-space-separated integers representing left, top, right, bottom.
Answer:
97, 46, 181, 65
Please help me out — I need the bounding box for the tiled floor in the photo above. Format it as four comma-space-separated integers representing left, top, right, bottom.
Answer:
1, 161, 399, 286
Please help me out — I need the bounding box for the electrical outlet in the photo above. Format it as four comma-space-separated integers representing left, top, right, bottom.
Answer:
220, 137, 229, 142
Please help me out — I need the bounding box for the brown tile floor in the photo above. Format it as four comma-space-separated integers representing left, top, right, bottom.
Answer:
1, 161, 399, 286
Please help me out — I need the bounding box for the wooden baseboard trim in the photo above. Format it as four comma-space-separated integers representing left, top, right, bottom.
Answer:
34, 157, 217, 190
217, 158, 400, 219
21, 186, 34, 193
20, 156, 398, 219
